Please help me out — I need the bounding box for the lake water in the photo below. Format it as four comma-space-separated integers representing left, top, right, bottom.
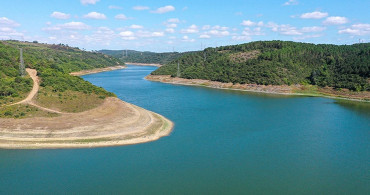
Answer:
1, 65, 369, 194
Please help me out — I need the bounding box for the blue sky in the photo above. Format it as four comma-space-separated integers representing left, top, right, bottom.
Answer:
0, 0, 369, 52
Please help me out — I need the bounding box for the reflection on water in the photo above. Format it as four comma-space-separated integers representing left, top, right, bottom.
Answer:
335, 100, 370, 117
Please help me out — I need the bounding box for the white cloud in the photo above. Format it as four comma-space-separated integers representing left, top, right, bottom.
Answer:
166, 23, 177, 28
133, 6, 150, 11
61, 22, 90, 30
232, 36, 251, 41
207, 30, 230, 37
0, 17, 20, 27
241, 20, 255, 26
293, 34, 323, 40
181, 25, 199, 34
151, 32, 164, 37
50, 12, 70, 20
0, 18, 23, 40
212, 25, 229, 30
119, 31, 136, 40
242, 27, 264, 36
199, 34, 211, 39
151, 5, 175, 14
283, 0, 298, 6
241, 20, 263, 27
81, 0, 100, 5
265, 22, 279, 31
130, 24, 143, 29
339, 23, 370, 36
109, 5, 122, 10
119, 31, 134, 36
300, 11, 328, 19
274, 24, 302, 35
266, 22, 327, 36
43, 22, 90, 31
167, 18, 180, 23
182, 35, 195, 42
84, 27, 117, 46
323, 16, 349, 25
301, 26, 326, 33
166, 28, 175, 33
83, 12, 107, 20
115, 14, 129, 20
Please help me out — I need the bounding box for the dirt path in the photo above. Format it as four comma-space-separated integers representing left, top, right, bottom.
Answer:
12, 69, 39, 105
8, 68, 63, 114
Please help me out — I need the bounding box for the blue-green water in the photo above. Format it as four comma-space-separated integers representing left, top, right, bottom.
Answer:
1, 65, 369, 194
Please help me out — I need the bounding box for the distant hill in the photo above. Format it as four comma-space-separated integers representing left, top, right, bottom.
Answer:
99, 50, 190, 65
152, 41, 370, 91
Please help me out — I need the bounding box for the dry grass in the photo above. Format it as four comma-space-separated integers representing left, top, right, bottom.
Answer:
35, 87, 105, 113
0, 104, 59, 119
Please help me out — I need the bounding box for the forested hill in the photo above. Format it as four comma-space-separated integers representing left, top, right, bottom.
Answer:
152, 41, 370, 91
99, 49, 187, 65
0, 40, 124, 105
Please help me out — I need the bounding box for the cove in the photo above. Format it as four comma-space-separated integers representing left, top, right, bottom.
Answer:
0, 65, 369, 194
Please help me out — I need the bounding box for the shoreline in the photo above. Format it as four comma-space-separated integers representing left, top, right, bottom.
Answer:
125, 62, 162, 67
0, 97, 174, 149
146, 75, 370, 103
70, 65, 126, 76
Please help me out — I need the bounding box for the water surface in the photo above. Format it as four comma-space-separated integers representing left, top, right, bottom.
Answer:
1, 65, 369, 194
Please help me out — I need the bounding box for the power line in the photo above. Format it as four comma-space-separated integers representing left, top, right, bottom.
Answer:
19, 48, 25, 76
177, 61, 180, 77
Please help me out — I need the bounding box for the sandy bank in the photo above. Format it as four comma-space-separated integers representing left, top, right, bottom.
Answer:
125, 63, 162, 67
146, 75, 370, 102
0, 97, 174, 149
70, 65, 126, 76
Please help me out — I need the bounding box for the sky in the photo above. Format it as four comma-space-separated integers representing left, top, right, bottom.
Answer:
0, 0, 369, 52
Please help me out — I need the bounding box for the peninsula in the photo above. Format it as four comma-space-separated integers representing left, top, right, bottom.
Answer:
0, 41, 173, 149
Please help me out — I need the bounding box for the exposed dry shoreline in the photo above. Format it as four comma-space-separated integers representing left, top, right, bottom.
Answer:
146, 75, 370, 102
70, 65, 126, 76
125, 62, 162, 67
0, 97, 174, 149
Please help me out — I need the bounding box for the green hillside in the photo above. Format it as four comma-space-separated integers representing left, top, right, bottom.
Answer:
99, 49, 187, 65
152, 41, 370, 91
0, 40, 124, 117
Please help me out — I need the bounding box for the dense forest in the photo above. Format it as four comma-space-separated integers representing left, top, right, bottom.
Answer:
0, 41, 124, 102
152, 41, 370, 91
99, 49, 189, 65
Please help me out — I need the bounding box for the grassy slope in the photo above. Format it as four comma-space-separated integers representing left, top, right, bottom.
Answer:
0, 40, 125, 117
152, 41, 370, 92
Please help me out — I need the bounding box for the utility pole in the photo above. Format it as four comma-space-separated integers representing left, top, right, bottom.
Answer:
177, 61, 180, 77
203, 44, 206, 62
19, 48, 25, 76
